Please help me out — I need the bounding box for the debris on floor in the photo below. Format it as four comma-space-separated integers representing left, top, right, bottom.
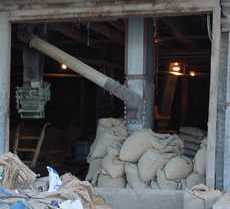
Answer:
0, 152, 112, 209
86, 118, 207, 190
0, 152, 36, 189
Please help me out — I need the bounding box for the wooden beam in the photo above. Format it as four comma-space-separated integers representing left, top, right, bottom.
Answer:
6, 0, 217, 22
161, 19, 196, 49
109, 21, 124, 33
49, 23, 85, 44
87, 22, 123, 45
206, 7, 221, 188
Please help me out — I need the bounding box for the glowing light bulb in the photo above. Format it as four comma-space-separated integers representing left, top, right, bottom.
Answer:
61, 64, 67, 70
190, 71, 196, 77
172, 66, 181, 72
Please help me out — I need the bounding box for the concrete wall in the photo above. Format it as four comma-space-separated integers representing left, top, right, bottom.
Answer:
95, 188, 222, 209
0, 13, 11, 154
95, 188, 184, 209
1, 0, 217, 22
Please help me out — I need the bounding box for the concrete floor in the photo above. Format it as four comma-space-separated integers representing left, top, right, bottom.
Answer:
95, 188, 222, 209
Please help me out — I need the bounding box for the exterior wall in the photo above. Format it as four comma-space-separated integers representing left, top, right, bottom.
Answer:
216, 0, 230, 191
216, 32, 228, 190
0, 0, 217, 22
0, 13, 11, 154
0, 0, 221, 189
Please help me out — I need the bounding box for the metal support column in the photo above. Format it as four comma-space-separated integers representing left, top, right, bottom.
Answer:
125, 17, 154, 132
0, 13, 11, 154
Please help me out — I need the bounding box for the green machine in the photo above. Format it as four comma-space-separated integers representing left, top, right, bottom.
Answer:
16, 82, 50, 119
16, 46, 51, 119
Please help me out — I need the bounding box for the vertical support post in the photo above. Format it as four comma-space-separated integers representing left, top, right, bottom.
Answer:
180, 77, 188, 125
0, 13, 11, 154
223, 32, 230, 191
215, 32, 228, 190
80, 78, 86, 137
160, 75, 178, 117
206, 7, 221, 188
23, 47, 43, 85
125, 17, 154, 132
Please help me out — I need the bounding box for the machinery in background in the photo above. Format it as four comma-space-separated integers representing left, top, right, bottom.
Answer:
16, 81, 50, 119
18, 31, 142, 130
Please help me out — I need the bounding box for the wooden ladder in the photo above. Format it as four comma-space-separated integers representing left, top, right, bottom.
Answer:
14, 122, 50, 168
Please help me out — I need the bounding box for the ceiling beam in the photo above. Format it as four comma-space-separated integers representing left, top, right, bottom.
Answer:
87, 22, 124, 45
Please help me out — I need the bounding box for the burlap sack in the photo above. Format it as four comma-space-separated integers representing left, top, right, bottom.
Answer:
184, 172, 205, 189
179, 127, 205, 158
179, 127, 205, 138
157, 168, 180, 190
86, 159, 102, 181
150, 134, 183, 154
88, 118, 127, 161
125, 163, 148, 189
164, 156, 193, 181
120, 129, 157, 162
194, 145, 206, 175
138, 149, 175, 182
96, 118, 127, 139
102, 146, 125, 178
97, 173, 125, 188
89, 132, 123, 160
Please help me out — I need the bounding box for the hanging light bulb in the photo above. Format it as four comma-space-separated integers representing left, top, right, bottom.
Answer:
169, 61, 185, 76
61, 64, 67, 70
189, 70, 196, 77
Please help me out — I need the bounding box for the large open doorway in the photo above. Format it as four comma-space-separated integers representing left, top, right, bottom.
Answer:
9, 14, 212, 184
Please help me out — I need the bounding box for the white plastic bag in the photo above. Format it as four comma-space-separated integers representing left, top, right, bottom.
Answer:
47, 166, 62, 192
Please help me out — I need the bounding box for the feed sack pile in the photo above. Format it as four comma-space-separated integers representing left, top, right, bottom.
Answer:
179, 127, 206, 158
86, 118, 207, 190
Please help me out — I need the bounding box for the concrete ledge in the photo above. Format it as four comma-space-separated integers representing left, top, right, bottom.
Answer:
95, 188, 222, 209
95, 188, 184, 209
213, 194, 230, 209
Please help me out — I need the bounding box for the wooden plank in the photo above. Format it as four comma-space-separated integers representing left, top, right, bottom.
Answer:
88, 22, 123, 45
4, 0, 217, 22
206, 6, 221, 188
20, 136, 40, 140
17, 148, 36, 152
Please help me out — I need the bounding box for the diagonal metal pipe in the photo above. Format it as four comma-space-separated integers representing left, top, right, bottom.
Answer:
20, 34, 142, 115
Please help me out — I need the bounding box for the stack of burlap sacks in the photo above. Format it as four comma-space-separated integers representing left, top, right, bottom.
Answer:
86, 118, 207, 190
0, 152, 111, 209
179, 127, 206, 158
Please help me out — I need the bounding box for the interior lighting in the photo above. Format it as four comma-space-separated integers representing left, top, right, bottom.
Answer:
61, 64, 67, 70
169, 61, 185, 76
189, 71, 196, 77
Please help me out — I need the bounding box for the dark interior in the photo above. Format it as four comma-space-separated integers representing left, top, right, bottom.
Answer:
9, 15, 211, 178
